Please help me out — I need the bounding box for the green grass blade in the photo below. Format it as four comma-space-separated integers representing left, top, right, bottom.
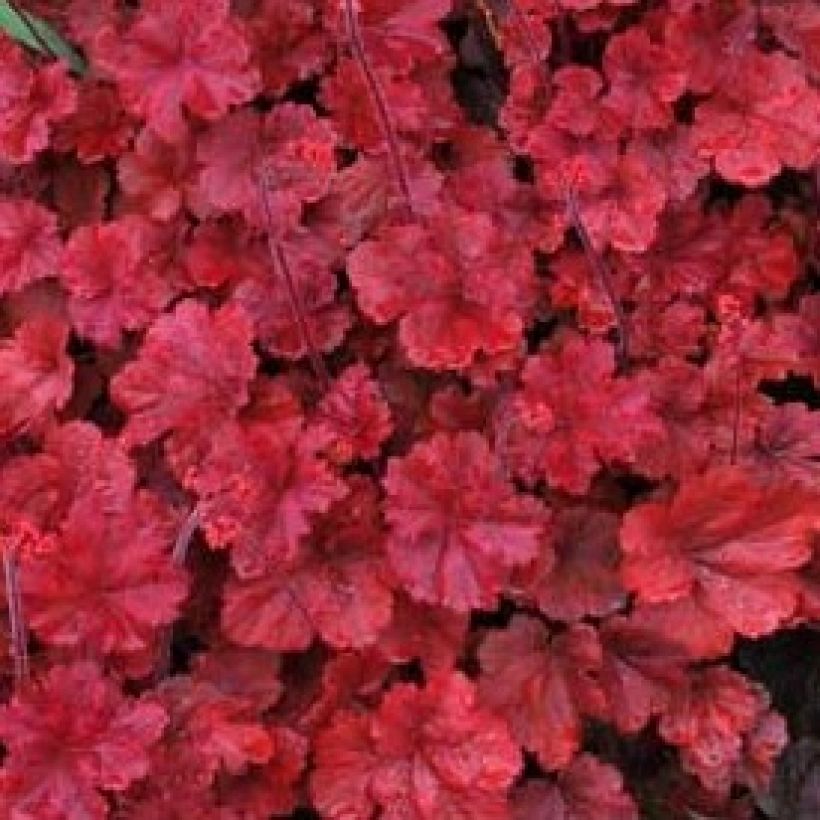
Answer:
0, 2, 86, 74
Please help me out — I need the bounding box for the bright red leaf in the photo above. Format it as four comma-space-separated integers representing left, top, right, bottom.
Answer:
601, 27, 687, 132
21, 492, 188, 660
312, 362, 394, 462
157, 677, 273, 777
0, 1, 812, 815
323, 0, 452, 74
110, 300, 257, 449
311, 671, 522, 820
195, 103, 337, 229
0, 198, 61, 296
510, 333, 663, 493
93, 0, 260, 143
187, 414, 346, 578
117, 127, 198, 222
0, 661, 167, 819
61, 216, 171, 347
221, 476, 391, 649
349, 205, 537, 369
692, 49, 820, 185
0, 313, 74, 438
621, 467, 820, 639
383, 431, 546, 611
230, 229, 352, 360
121, 673, 273, 819
54, 82, 134, 163
0, 420, 134, 535
0, 37, 76, 164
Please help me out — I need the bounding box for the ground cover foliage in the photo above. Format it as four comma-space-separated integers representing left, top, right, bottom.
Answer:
1, 0, 820, 817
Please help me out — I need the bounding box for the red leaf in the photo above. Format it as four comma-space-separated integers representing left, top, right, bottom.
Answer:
196, 103, 336, 229
111, 300, 257, 449
189, 412, 347, 578
0, 38, 76, 164
215, 725, 308, 817
292, 650, 392, 735
0, 199, 61, 296
230, 230, 352, 360
527, 105, 666, 251
322, 56, 431, 151
117, 127, 198, 221
663, 1, 756, 94
181, 219, 265, 289
632, 126, 709, 204
192, 645, 283, 712
692, 50, 820, 185
736, 709, 789, 795
512, 754, 638, 820
61, 217, 171, 347
597, 607, 694, 733
0, 420, 134, 534
658, 666, 786, 797
148, 675, 273, 785
221, 477, 390, 649
348, 206, 536, 369
311, 671, 521, 820
0, 661, 167, 819
764, 1, 820, 85
22, 492, 189, 659
53, 82, 134, 163
762, 294, 820, 385
242, 0, 329, 96
324, 0, 451, 74
515, 505, 627, 621
94, 0, 260, 142
0, 313, 74, 437
616, 195, 798, 312
313, 362, 393, 463
631, 358, 714, 479
737, 402, 820, 487
602, 27, 687, 132
375, 592, 469, 672
621, 467, 820, 639
511, 333, 662, 493
384, 431, 545, 611
478, 615, 606, 770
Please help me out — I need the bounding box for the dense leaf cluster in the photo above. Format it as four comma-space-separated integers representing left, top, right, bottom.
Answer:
0, 0, 820, 817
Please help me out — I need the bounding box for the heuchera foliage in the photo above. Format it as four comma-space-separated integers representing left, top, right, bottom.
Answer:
3, 0, 820, 817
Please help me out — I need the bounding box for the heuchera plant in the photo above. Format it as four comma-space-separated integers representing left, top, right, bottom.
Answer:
1, 0, 820, 817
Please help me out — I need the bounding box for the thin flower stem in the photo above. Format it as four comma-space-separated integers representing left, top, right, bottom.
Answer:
554, 13, 572, 66
172, 506, 200, 567
341, 0, 415, 216
564, 187, 630, 369
729, 363, 742, 465
4, 545, 29, 685
153, 506, 200, 682
256, 170, 332, 388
